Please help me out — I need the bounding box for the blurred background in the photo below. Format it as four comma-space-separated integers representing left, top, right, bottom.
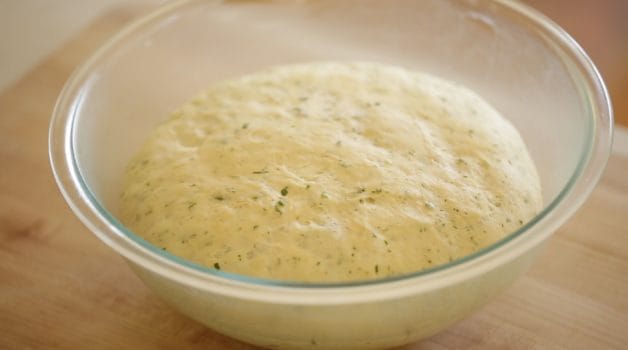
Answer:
0, 0, 626, 125
526, 0, 628, 126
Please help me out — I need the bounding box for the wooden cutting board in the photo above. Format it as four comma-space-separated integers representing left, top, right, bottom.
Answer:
1, 5, 627, 350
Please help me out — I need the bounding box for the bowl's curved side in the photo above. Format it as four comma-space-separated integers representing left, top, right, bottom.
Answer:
128, 242, 544, 349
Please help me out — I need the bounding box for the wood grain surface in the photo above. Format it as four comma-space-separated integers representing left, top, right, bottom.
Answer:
1, 4, 627, 350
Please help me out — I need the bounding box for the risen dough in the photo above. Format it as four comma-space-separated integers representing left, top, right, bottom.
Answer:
120, 62, 542, 282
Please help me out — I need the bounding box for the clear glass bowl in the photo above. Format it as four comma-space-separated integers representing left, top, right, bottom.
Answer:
49, 0, 612, 348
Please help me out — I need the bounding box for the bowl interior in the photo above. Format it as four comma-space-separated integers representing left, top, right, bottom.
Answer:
70, 0, 593, 277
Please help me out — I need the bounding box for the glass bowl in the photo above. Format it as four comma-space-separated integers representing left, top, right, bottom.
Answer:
49, 0, 612, 348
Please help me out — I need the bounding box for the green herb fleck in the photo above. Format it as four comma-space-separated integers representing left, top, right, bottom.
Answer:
292, 107, 304, 116
213, 195, 224, 201
187, 202, 196, 210
242, 123, 249, 129
275, 200, 285, 214
213, 262, 221, 270
252, 169, 268, 174
470, 236, 478, 246
374, 264, 379, 273
281, 186, 289, 196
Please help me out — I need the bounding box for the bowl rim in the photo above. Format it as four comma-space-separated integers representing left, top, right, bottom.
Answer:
49, 0, 613, 304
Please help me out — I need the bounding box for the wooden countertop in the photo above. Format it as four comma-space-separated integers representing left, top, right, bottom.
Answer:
1, 4, 627, 349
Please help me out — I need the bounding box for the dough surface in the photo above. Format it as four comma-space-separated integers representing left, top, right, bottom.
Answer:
120, 62, 542, 282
